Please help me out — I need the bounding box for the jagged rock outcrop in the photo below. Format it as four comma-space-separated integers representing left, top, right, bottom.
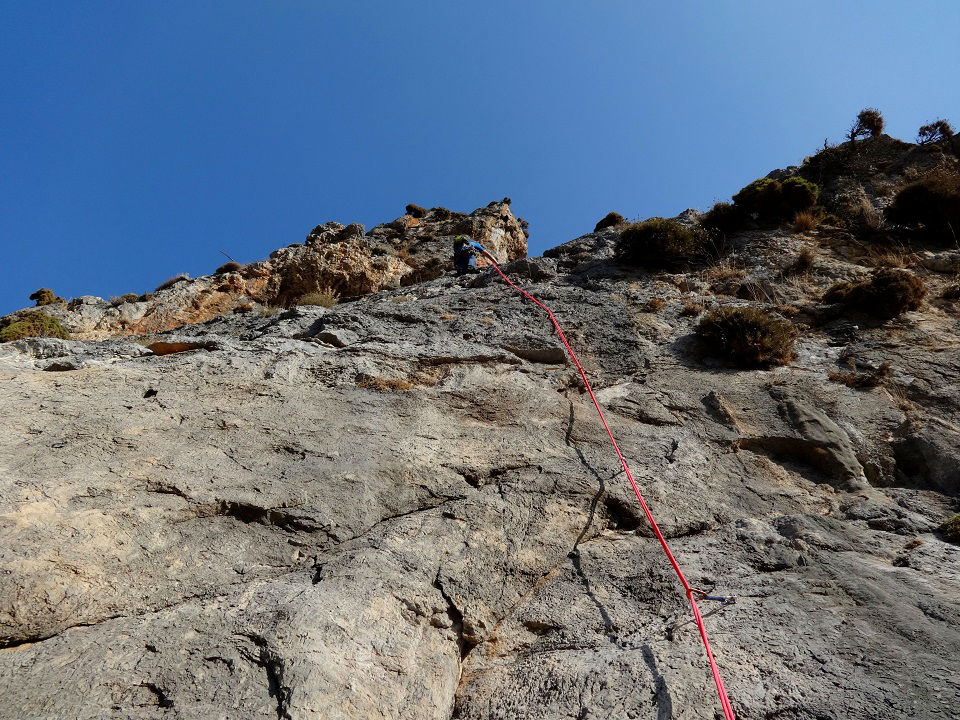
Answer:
1, 142, 959, 719
1, 202, 525, 341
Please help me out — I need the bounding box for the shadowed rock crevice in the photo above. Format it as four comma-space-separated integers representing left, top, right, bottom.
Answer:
239, 633, 293, 720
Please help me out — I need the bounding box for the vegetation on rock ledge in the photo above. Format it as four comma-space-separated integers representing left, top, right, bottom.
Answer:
695, 306, 797, 367
0, 312, 70, 342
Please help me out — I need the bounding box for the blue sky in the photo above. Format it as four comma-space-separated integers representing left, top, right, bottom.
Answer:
2, 1, 958, 314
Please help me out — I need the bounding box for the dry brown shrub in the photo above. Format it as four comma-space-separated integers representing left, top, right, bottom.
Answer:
695, 306, 797, 367
823, 269, 927, 319
864, 246, 916, 269
827, 362, 891, 389
940, 283, 960, 300
215, 261, 242, 275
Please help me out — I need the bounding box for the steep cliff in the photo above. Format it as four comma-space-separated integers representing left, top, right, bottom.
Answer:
1, 139, 958, 719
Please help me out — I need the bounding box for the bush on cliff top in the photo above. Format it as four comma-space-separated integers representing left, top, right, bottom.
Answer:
155, 274, 190, 293
731, 177, 819, 224
849, 108, 885, 140
405, 203, 427, 218
215, 261, 242, 275
917, 119, 954, 145
594, 212, 626, 232
615, 218, 707, 268
695, 306, 797, 367
823, 269, 927, 319
29, 288, 65, 306
0, 312, 70, 342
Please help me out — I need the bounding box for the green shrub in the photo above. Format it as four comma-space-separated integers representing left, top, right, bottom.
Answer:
215, 261, 242, 274
0, 312, 70, 342
695, 306, 797, 367
405, 203, 427, 218
729, 177, 819, 226
917, 119, 953, 145
940, 513, 960, 544
732, 178, 784, 222
594, 212, 626, 232
615, 218, 707, 268
297, 288, 339, 307
109, 293, 141, 307
781, 177, 819, 213
701, 202, 746, 235
823, 269, 927, 319
884, 171, 960, 242
29, 288, 65, 306
849, 108, 884, 140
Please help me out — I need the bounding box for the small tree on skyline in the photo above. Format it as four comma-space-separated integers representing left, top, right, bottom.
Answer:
848, 108, 885, 141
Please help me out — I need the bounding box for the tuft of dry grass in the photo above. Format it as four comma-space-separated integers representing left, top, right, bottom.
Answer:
640, 297, 667, 313
703, 262, 747, 295
155, 274, 190, 293
297, 288, 339, 308
886, 383, 916, 414
863, 246, 916, 269
792, 210, 819, 233
679, 300, 705, 317
357, 377, 415, 392
785, 247, 816, 275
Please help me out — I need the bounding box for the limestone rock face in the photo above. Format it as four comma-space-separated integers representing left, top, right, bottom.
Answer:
2, 144, 960, 718
2, 229, 959, 719
1, 202, 526, 341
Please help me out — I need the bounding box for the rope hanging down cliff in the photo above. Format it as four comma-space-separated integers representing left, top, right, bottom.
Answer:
469, 241, 737, 720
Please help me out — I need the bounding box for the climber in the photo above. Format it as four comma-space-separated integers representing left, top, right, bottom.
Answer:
453, 236, 482, 275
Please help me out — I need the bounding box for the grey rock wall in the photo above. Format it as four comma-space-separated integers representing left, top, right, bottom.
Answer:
1, 233, 958, 719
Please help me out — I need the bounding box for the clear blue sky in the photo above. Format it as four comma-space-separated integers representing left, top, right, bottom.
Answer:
2, 1, 958, 314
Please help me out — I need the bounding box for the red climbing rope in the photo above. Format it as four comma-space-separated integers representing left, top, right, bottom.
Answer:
478, 249, 737, 720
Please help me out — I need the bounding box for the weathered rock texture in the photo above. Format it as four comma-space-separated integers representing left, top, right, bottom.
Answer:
4, 202, 525, 341
1, 143, 959, 719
